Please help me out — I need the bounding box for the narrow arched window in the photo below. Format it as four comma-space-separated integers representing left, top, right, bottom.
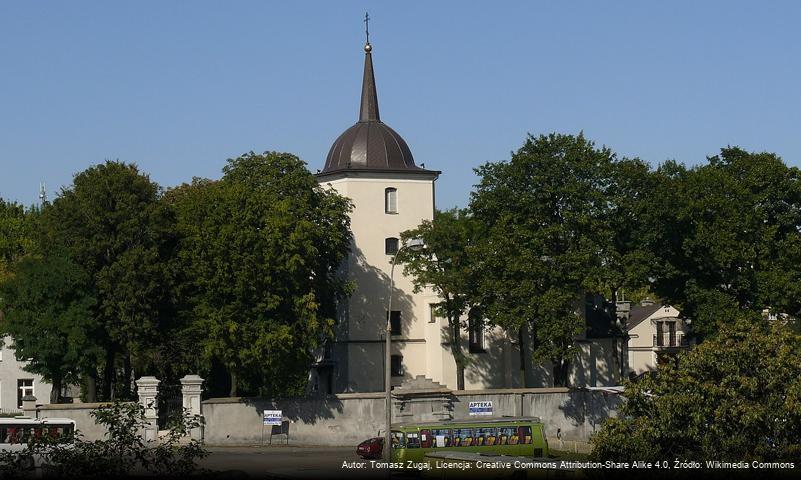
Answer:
385, 187, 397, 214
385, 237, 399, 255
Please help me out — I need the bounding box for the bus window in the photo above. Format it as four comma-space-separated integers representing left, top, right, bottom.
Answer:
498, 427, 515, 445
475, 427, 496, 447
453, 428, 474, 447
431, 429, 451, 447
406, 432, 421, 449
519, 426, 533, 444
391, 431, 406, 448
420, 429, 431, 448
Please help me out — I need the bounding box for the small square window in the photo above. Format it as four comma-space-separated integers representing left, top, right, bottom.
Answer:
385, 237, 399, 255
391, 355, 404, 377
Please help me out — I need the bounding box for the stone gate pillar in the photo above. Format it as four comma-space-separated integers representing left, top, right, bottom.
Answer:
135, 376, 160, 442
180, 374, 204, 442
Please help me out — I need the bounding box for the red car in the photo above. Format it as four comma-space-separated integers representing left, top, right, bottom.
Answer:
356, 437, 383, 459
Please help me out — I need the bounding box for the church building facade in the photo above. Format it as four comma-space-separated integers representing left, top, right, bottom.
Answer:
313, 40, 622, 394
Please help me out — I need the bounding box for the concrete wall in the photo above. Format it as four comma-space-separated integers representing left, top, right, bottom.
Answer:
202, 392, 386, 446
201, 388, 621, 448
0, 336, 52, 411
30, 402, 121, 441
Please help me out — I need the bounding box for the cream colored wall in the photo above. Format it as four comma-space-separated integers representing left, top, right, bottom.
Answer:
317, 171, 624, 392
627, 306, 687, 375
319, 172, 439, 392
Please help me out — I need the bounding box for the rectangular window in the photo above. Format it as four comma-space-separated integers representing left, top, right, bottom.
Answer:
468, 316, 486, 353
518, 425, 533, 445
391, 355, 404, 377
474, 427, 497, 447
452, 427, 475, 447
391, 431, 406, 448
406, 431, 421, 449
668, 321, 676, 346
431, 428, 452, 448
429, 304, 438, 323
385, 188, 398, 214
498, 426, 516, 445
17, 379, 33, 409
385, 237, 399, 255
387, 310, 401, 335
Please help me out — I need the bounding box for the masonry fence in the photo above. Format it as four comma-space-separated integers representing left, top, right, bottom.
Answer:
22, 375, 620, 453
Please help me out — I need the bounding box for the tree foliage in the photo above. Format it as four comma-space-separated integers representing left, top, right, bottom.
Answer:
400, 208, 481, 390
648, 149, 801, 337
37, 160, 176, 400
0, 255, 100, 403
591, 318, 801, 462
169, 152, 352, 396
0, 401, 207, 478
469, 133, 619, 386
0, 199, 37, 283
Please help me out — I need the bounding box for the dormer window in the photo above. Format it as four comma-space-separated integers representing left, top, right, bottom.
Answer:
385, 188, 397, 214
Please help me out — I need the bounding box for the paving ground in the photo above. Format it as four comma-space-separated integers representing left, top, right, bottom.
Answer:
199, 445, 412, 479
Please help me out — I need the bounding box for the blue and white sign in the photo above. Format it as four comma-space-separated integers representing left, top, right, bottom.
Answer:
468, 401, 493, 416
263, 410, 282, 426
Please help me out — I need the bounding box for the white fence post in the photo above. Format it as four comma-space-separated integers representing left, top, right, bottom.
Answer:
135, 376, 160, 442
180, 375, 204, 442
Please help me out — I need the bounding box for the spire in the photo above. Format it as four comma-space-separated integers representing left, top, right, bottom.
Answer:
359, 13, 380, 122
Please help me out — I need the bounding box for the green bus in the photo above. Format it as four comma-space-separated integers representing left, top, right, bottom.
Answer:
390, 417, 549, 463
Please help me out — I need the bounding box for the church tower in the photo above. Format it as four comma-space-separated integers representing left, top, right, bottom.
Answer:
315, 35, 440, 393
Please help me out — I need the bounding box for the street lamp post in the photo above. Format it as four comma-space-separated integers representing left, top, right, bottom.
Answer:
385, 237, 424, 461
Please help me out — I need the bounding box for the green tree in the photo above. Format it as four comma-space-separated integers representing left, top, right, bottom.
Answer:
470, 133, 616, 386
170, 152, 352, 396
0, 255, 101, 403
0, 199, 37, 282
400, 208, 481, 390
591, 318, 801, 462
601, 158, 660, 305
649, 148, 801, 337
39, 161, 176, 401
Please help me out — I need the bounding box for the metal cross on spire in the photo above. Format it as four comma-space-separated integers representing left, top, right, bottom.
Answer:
364, 12, 370, 47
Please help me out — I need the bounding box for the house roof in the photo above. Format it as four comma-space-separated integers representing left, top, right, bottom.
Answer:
627, 304, 663, 330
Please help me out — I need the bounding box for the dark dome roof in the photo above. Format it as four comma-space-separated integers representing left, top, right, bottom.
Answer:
319, 43, 435, 176
324, 121, 419, 172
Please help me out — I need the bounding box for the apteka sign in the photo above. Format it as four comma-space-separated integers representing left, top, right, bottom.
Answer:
468, 401, 493, 416
263, 410, 282, 426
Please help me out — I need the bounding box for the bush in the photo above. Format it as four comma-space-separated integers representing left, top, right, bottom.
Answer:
591, 319, 801, 463
0, 401, 207, 478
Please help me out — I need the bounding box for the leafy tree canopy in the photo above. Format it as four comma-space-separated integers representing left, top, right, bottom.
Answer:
0, 199, 37, 282
591, 318, 801, 462
649, 148, 801, 337
400, 208, 481, 390
169, 151, 352, 396
0, 254, 100, 403
469, 133, 619, 385
39, 160, 176, 399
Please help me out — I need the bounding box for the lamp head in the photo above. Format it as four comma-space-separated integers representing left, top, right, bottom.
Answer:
406, 238, 425, 251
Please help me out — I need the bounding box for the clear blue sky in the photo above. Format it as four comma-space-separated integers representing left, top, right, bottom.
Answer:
2, 1, 800, 209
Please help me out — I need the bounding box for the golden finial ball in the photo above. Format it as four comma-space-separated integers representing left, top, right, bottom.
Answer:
364, 42, 372, 52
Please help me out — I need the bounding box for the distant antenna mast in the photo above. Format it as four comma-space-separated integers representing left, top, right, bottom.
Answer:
39, 182, 47, 205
